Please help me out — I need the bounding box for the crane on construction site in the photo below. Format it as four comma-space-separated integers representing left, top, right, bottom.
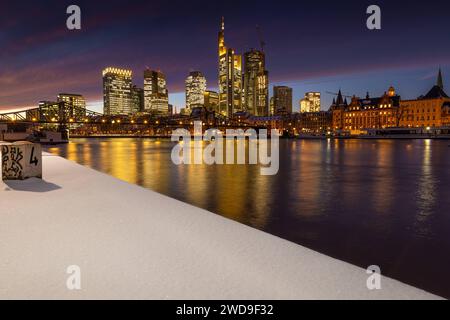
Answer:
326, 91, 353, 98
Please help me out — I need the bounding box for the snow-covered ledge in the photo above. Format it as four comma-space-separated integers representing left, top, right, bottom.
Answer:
0, 153, 441, 299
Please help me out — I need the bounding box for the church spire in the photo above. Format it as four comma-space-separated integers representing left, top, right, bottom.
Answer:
336, 89, 344, 105
437, 68, 444, 90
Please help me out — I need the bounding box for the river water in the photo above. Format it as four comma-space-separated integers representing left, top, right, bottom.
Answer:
46, 138, 450, 298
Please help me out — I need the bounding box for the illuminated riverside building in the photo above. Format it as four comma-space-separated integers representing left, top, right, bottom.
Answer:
185, 71, 207, 111
57, 93, 86, 118
330, 70, 450, 132
294, 111, 332, 134
399, 69, 450, 128
204, 90, 219, 112
331, 88, 401, 131
243, 49, 269, 116
218, 17, 242, 117
273, 86, 293, 114
144, 69, 169, 115
102, 67, 133, 115
300, 92, 321, 113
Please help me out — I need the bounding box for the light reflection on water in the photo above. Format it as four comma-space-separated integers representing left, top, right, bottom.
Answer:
46, 138, 450, 298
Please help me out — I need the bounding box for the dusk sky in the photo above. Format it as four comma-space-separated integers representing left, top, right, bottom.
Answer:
2, 0, 450, 113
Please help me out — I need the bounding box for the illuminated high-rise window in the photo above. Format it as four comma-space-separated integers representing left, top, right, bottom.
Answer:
185, 71, 207, 110
218, 17, 242, 117
144, 69, 169, 115
243, 49, 269, 116
57, 93, 86, 119
204, 90, 219, 112
102, 67, 133, 115
300, 92, 321, 113
131, 85, 144, 114
273, 86, 293, 114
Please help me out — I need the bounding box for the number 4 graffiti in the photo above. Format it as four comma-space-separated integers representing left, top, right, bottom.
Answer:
29, 146, 39, 166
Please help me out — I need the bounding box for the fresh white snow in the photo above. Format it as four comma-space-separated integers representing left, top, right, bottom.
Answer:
0, 153, 441, 299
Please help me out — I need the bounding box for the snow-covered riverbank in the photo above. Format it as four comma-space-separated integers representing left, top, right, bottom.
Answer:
0, 153, 441, 299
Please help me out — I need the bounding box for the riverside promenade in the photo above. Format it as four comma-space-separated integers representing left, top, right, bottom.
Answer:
0, 153, 441, 299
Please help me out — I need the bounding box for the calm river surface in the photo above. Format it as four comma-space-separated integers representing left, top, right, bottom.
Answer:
46, 138, 450, 298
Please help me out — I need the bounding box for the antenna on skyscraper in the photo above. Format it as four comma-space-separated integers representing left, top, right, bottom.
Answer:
256, 25, 266, 52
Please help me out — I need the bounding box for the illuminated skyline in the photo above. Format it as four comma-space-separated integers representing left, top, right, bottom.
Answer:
2, 0, 450, 113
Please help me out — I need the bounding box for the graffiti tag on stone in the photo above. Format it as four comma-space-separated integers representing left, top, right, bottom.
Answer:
2, 146, 24, 179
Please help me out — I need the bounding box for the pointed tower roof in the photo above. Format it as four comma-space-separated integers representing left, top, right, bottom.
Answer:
421, 68, 449, 99
437, 68, 444, 90
336, 89, 344, 105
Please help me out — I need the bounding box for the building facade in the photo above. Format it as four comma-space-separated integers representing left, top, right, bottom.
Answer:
330, 70, 450, 132
399, 70, 450, 128
144, 69, 169, 115
131, 85, 144, 114
331, 88, 401, 132
273, 86, 293, 114
300, 92, 321, 113
102, 67, 133, 115
218, 17, 242, 117
294, 111, 332, 134
204, 90, 219, 112
185, 71, 207, 111
243, 49, 269, 116
57, 93, 86, 119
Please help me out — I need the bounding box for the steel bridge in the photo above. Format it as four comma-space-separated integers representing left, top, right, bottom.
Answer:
0, 103, 263, 136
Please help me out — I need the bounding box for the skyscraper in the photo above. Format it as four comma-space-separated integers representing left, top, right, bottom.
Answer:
273, 86, 293, 114
185, 71, 207, 110
269, 97, 275, 115
300, 92, 321, 113
102, 67, 133, 115
144, 69, 169, 115
243, 49, 269, 116
204, 90, 219, 112
57, 93, 86, 119
218, 17, 242, 117
131, 85, 144, 114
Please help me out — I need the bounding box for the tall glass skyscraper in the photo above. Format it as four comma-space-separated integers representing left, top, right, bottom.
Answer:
273, 86, 293, 114
144, 69, 169, 115
218, 17, 242, 117
243, 49, 269, 116
185, 71, 207, 111
102, 67, 133, 115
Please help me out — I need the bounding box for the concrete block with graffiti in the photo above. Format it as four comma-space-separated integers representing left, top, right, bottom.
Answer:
1, 142, 42, 180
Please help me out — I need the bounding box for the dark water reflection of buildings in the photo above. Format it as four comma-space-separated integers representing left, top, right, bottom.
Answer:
46, 138, 450, 298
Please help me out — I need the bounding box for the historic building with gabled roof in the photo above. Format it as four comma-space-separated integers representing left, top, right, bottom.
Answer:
400, 69, 450, 128
330, 87, 401, 131
329, 69, 450, 132
329, 90, 348, 130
